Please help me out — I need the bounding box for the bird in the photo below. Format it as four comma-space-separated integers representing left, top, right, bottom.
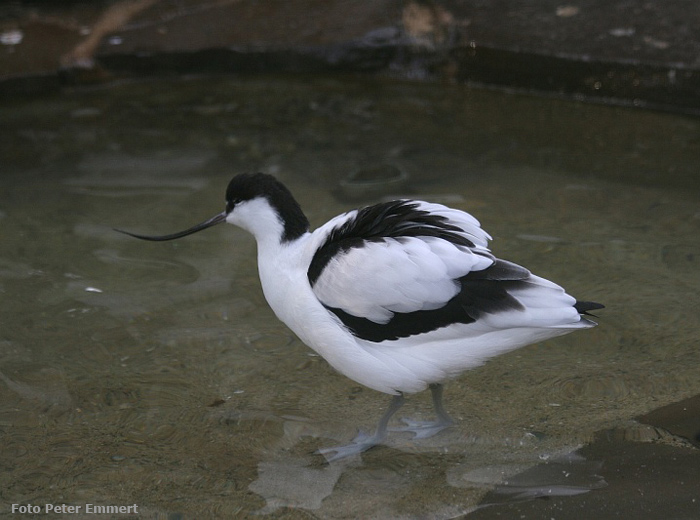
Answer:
116, 172, 603, 461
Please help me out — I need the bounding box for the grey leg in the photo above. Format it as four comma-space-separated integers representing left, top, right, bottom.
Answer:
390, 383, 454, 439
317, 393, 405, 462
430, 383, 455, 427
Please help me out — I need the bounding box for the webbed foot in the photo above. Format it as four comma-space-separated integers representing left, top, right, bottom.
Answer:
389, 417, 454, 439
316, 431, 383, 462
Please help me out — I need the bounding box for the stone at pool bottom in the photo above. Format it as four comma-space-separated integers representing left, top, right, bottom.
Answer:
470, 394, 700, 519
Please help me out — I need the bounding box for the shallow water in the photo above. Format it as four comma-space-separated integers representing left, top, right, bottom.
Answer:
1, 76, 699, 518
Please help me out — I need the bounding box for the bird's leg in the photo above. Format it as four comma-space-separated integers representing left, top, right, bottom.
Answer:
317, 393, 405, 462
390, 383, 454, 439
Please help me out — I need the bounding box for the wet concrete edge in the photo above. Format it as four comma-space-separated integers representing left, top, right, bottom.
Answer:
470, 394, 700, 519
1, 1, 700, 115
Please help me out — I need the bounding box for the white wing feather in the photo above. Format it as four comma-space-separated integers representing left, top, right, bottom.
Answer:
311, 203, 494, 323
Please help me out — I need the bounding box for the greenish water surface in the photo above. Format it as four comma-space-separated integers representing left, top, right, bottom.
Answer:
1, 76, 699, 518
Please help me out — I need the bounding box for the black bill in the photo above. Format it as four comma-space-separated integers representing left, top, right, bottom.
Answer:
115, 211, 227, 241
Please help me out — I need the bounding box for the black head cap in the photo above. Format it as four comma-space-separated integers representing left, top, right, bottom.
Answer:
225, 173, 310, 241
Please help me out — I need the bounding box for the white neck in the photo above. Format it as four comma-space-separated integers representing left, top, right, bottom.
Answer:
225, 197, 287, 249
225, 196, 313, 315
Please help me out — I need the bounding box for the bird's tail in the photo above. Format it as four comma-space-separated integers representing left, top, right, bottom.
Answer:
574, 300, 605, 317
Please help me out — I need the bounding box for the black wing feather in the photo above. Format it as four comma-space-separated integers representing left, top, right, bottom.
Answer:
308, 201, 475, 287
324, 259, 529, 342
574, 300, 605, 316
309, 200, 603, 342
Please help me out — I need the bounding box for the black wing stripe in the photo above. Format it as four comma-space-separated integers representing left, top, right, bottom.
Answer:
308, 201, 475, 287
327, 260, 529, 342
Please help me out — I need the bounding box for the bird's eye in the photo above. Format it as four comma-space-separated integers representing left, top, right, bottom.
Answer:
226, 198, 243, 213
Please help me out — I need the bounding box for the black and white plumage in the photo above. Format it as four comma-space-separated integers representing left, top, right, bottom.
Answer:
118, 173, 603, 461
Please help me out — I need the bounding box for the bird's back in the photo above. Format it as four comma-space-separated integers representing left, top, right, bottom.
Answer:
297, 199, 600, 393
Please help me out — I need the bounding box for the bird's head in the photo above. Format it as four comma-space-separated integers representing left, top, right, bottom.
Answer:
115, 173, 309, 244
